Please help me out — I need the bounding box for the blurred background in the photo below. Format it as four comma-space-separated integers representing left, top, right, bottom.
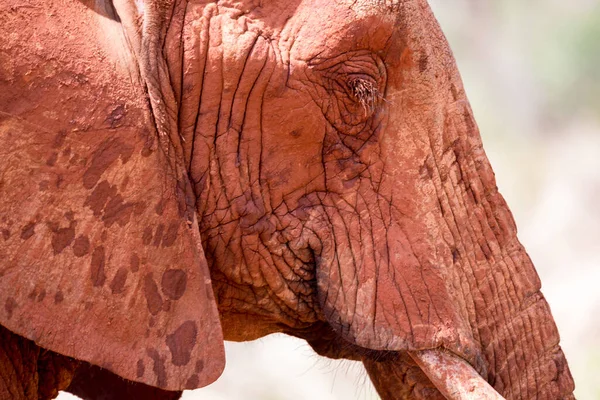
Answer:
60, 0, 600, 399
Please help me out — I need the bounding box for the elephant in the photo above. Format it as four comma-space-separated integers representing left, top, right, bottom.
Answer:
0, 0, 575, 399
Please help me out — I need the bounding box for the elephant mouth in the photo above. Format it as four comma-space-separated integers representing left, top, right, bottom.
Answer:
291, 320, 493, 400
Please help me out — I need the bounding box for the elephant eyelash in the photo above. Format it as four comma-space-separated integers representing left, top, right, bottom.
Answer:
347, 77, 380, 115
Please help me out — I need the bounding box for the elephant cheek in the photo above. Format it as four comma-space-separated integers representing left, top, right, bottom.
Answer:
312, 195, 481, 371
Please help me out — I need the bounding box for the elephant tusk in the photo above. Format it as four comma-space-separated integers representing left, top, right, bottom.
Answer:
408, 349, 506, 400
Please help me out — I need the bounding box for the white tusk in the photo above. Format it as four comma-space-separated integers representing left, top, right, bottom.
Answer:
408, 349, 506, 400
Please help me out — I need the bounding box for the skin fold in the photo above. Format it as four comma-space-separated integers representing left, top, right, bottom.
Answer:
0, 0, 575, 399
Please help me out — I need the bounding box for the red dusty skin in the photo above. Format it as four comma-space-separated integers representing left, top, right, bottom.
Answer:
0, 0, 576, 398
410, 350, 505, 400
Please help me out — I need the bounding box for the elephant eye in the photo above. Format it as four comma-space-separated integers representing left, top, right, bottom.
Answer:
347, 76, 380, 114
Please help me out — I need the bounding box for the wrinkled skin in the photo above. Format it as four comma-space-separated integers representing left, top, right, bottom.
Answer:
0, 0, 575, 399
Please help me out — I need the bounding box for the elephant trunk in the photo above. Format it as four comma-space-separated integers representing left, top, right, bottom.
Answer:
354, 103, 575, 398
352, 2, 575, 397
428, 102, 575, 398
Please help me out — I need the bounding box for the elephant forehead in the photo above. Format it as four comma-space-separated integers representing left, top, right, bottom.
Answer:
284, 2, 396, 61
211, 1, 397, 58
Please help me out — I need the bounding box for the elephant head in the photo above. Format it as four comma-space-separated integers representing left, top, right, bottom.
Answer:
0, 0, 574, 399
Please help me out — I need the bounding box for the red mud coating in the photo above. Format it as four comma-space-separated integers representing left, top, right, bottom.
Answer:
82, 139, 134, 189
137, 359, 145, 378
0, 0, 571, 396
144, 274, 163, 315
4, 298, 16, 320
85, 181, 118, 216
110, 268, 129, 294
165, 321, 197, 366
161, 223, 179, 247
161, 269, 187, 300
36, 289, 46, 302
152, 224, 165, 247
72, 235, 91, 257
102, 194, 135, 227
142, 227, 153, 245
90, 246, 106, 287
185, 375, 199, 389
130, 254, 140, 272
20, 223, 35, 240
50, 223, 76, 255
146, 348, 168, 388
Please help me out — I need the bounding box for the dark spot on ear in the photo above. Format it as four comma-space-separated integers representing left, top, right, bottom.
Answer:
110, 268, 128, 294
1, 229, 10, 240
142, 227, 153, 245
185, 374, 199, 389
161, 269, 187, 300
63, 146, 71, 157
162, 300, 171, 312
106, 104, 126, 128
28, 289, 37, 300
36, 289, 46, 302
130, 254, 140, 272
85, 180, 117, 216
20, 223, 36, 240
54, 290, 64, 304
84, 301, 93, 310
419, 53, 428, 72
53, 130, 67, 148
152, 224, 165, 247
144, 274, 163, 315
146, 348, 167, 388
4, 297, 16, 319
289, 129, 301, 138
161, 222, 179, 247
39, 180, 49, 191
56, 174, 65, 189
102, 194, 134, 227
73, 235, 90, 257
91, 246, 107, 287
195, 360, 204, 373
136, 359, 145, 378
82, 138, 134, 189
133, 201, 147, 216
165, 320, 197, 366
155, 199, 167, 216
46, 152, 58, 166
149, 317, 156, 328
50, 222, 76, 255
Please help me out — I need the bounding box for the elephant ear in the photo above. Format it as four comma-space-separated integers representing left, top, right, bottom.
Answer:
0, 0, 224, 391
